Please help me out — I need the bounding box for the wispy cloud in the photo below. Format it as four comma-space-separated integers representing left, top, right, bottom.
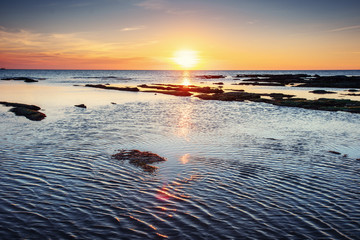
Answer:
120, 26, 146, 32
135, 0, 197, 15
328, 25, 360, 32
136, 0, 165, 10
0, 27, 160, 69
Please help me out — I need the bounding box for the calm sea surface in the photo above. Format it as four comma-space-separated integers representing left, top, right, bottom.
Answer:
0, 70, 360, 239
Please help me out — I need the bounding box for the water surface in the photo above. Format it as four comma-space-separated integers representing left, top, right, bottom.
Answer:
0, 70, 360, 239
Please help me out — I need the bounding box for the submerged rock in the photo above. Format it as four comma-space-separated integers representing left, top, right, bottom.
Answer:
75, 104, 87, 108
197, 91, 261, 101
112, 150, 166, 173
85, 84, 139, 92
309, 90, 336, 94
196, 75, 226, 79
138, 84, 223, 96
1, 77, 39, 82
329, 150, 341, 155
0, 101, 46, 121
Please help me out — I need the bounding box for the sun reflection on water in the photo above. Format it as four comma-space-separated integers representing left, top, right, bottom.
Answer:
180, 71, 191, 86
180, 153, 190, 164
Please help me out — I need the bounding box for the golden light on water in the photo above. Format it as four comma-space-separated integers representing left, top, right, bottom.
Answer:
173, 50, 199, 69
181, 71, 191, 86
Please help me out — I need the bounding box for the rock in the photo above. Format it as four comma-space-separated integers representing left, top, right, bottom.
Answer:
196, 75, 226, 79
9, 107, 46, 121
0, 101, 40, 110
267, 93, 295, 100
0, 101, 46, 121
213, 82, 224, 85
75, 104, 87, 108
310, 90, 336, 94
329, 150, 341, 155
197, 91, 261, 101
85, 84, 139, 92
112, 150, 166, 173
348, 89, 359, 92
1, 77, 38, 82
297, 75, 360, 88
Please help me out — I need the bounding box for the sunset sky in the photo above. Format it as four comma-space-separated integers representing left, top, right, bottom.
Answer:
1, 0, 359, 70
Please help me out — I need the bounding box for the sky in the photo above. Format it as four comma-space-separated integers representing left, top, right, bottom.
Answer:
0, 0, 359, 70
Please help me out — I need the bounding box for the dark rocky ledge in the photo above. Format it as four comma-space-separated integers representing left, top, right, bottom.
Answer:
196, 75, 226, 79
85, 84, 139, 92
138, 84, 223, 96
83, 82, 360, 114
0, 101, 46, 121
1, 77, 42, 83
233, 74, 360, 88
196, 92, 360, 113
309, 90, 337, 94
112, 149, 166, 173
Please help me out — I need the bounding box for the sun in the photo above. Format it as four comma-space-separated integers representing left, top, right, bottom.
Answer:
173, 50, 199, 69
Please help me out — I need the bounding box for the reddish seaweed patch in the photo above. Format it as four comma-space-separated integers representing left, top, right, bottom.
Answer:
112, 150, 166, 173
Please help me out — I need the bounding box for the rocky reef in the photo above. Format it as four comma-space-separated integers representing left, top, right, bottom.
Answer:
1, 77, 39, 83
233, 74, 360, 88
196, 75, 226, 79
0, 101, 46, 121
112, 150, 166, 173
85, 84, 139, 92
138, 84, 223, 96
196, 91, 360, 114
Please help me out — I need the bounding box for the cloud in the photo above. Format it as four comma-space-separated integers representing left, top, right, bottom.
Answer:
120, 26, 146, 32
0, 27, 160, 69
136, 0, 166, 10
135, 0, 197, 15
328, 25, 360, 32
0, 28, 157, 54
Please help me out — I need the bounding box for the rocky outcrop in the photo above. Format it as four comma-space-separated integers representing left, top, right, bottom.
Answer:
75, 104, 87, 108
1, 77, 39, 82
196, 75, 226, 79
85, 84, 139, 92
232, 74, 360, 88
309, 90, 336, 94
197, 91, 261, 101
112, 150, 166, 173
195, 92, 360, 114
0, 101, 46, 121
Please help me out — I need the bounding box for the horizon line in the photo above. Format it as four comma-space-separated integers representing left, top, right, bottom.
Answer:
1, 68, 360, 71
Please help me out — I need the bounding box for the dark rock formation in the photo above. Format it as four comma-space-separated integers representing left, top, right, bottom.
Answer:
309, 90, 336, 94
329, 151, 341, 155
1, 77, 39, 83
85, 84, 139, 92
297, 76, 360, 88
267, 98, 360, 113
112, 149, 166, 173
196, 75, 226, 79
0, 101, 46, 121
195, 91, 360, 114
197, 91, 261, 101
138, 84, 223, 95
231, 74, 360, 88
75, 104, 87, 108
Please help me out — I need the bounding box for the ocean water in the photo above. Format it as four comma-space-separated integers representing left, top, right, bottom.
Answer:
0, 70, 360, 239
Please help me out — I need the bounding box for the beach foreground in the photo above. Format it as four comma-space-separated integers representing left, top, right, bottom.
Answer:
0, 70, 359, 239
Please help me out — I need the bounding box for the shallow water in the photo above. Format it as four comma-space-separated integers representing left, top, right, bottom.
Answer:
1, 70, 360, 239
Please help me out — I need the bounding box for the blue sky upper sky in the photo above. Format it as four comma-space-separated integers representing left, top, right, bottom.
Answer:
1, 0, 359, 69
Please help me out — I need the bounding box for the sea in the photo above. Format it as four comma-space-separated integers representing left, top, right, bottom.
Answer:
0, 70, 359, 239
